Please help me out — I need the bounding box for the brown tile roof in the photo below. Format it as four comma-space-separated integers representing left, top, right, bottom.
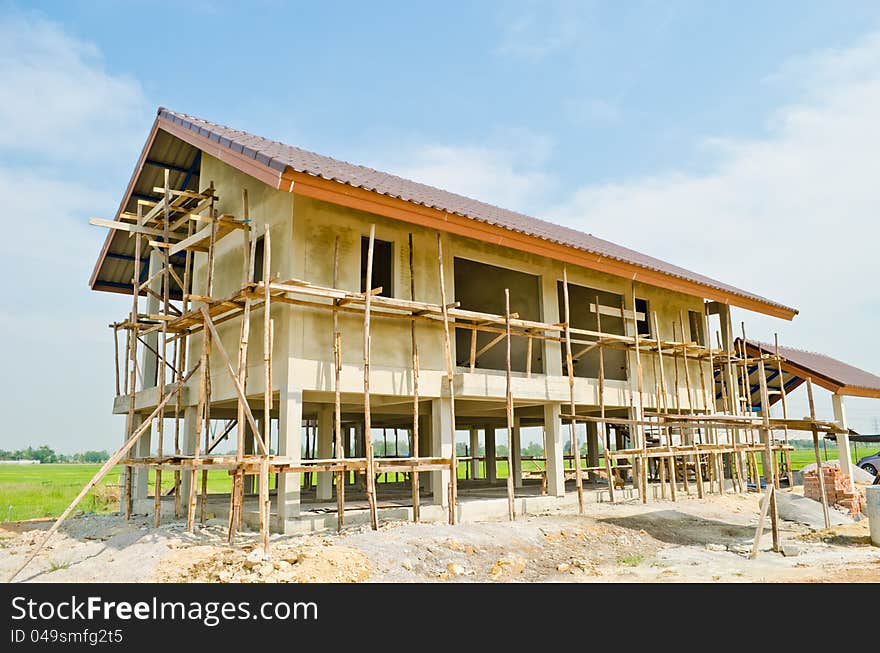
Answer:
748, 339, 880, 394
156, 107, 796, 315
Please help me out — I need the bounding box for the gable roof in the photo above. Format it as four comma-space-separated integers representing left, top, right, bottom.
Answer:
744, 339, 880, 399
90, 107, 798, 320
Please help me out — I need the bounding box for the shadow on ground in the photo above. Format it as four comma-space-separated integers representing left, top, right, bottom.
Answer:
599, 510, 755, 546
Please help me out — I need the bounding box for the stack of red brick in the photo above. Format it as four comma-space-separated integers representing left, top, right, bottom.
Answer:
804, 465, 865, 516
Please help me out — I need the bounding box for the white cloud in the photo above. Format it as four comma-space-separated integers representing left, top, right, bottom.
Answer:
494, 1, 588, 61
0, 13, 144, 453
0, 11, 148, 163
375, 30, 880, 432
543, 31, 880, 431
370, 130, 556, 215
549, 31, 880, 359
563, 98, 622, 124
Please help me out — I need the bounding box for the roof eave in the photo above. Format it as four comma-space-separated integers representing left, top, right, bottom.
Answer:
92, 111, 800, 321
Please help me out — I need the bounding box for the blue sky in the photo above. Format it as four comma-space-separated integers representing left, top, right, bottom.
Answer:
3, 0, 880, 452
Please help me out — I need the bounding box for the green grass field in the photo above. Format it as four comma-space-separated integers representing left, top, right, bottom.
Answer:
1, 445, 874, 522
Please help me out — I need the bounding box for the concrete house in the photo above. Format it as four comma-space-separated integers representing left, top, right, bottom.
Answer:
89, 108, 807, 537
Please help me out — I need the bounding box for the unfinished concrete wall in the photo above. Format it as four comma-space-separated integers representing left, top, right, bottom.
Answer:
188, 154, 712, 412
453, 257, 543, 374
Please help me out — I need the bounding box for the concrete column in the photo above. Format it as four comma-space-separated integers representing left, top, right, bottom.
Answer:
179, 406, 198, 500
131, 415, 151, 504
141, 250, 162, 389
512, 414, 523, 489
468, 427, 480, 479
276, 386, 303, 522
586, 422, 599, 482
419, 413, 432, 492
543, 403, 565, 497
832, 394, 853, 479
540, 273, 563, 377
316, 406, 333, 501
354, 422, 365, 490
244, 422, 256, 494
485, 426, 497, 483
430, 397, 453, 506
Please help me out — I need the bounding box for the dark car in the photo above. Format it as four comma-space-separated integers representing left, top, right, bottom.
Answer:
857, 451, 880, 476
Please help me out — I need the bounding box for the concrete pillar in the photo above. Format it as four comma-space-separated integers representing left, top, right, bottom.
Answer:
354, 422, 366, 490
540, 273, 563, 377
468, 427, 480, 479
832, 394, 853, 479
131, 415, 151, 504
543, 403, 565, 497
419, 413, 432, 492
276, 386, 303, 522
512, 414, 523, 489
179, 406, 198, 500
485, 426, 497, 483
141, 250, 162, 389
430, 397, 453, 506
244, 422, 256, 494
316, 406, 333, 501
586, 422, 599, 482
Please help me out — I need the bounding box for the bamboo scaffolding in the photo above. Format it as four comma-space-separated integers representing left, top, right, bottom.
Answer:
504, 288, 516, 520
332, 235, 345, 530
437, 234, 458, 525
124, 202, 144, 521
93, 181, 843, 555
561, 267, 584, 513
750, 359, 780, 557
408, 233, 420, 522
7, 363, 200, 583
806, 377, 832, 529
363, 225, 379, 530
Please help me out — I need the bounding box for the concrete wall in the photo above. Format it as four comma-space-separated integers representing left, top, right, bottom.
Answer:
187, 154, 713, 412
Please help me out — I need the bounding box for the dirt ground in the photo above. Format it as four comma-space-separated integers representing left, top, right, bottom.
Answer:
3, 492, 880, 583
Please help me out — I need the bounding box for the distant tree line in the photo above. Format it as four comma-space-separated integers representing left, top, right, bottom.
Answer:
0, 445, 110, 463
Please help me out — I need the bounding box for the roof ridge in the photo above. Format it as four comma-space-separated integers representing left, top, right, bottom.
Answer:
156, 107, 796, 316
750, 338, 835, 359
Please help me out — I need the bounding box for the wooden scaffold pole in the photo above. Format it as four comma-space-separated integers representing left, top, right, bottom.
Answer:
652, 311, 676, 501
153, 169, 172, 528
332, 235, 346, 530
260, 222, 273, 554
504, 288, 516, 520
596, 295, 614, 502
806, 377, 832, 529
629, 285, 648, 503
750, 358, 780, 557
124, 202, 144, 520
7, 364, 200, 583
408, 233, 421, 522
363, 225, 379, 530
562, 267, 584, 513
437, 234, 458, 525
775, 333, 793, 486
172, 214, 194, 517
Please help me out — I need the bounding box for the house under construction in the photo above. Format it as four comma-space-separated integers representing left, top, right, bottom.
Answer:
84, 107, 878, 552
